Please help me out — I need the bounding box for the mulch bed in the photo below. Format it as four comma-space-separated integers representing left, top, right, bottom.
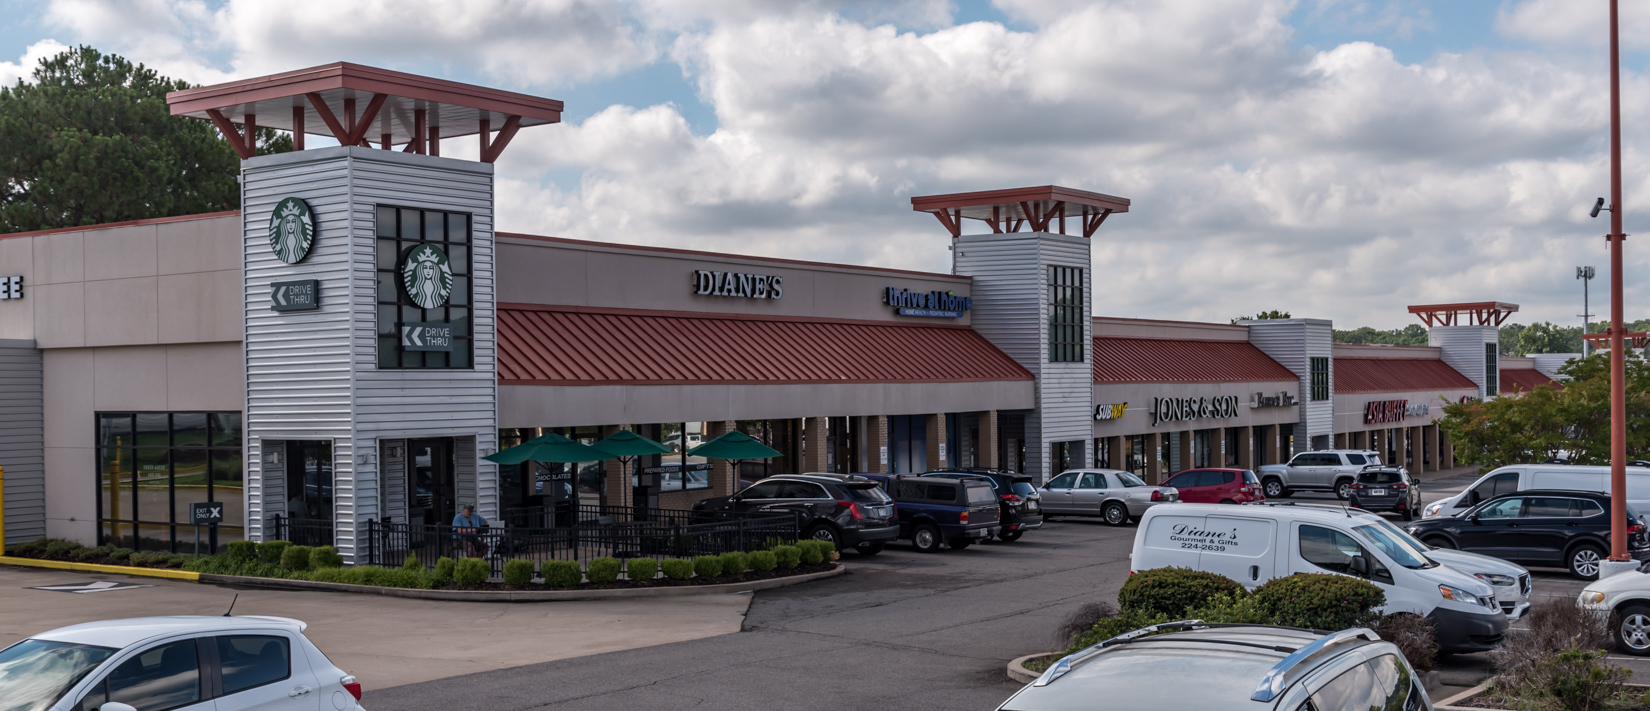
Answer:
434, 562, 840, 592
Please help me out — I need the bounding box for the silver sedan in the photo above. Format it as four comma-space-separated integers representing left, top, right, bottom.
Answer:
1039, 469, 1179, 525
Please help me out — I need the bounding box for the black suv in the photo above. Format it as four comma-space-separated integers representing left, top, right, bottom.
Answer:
1405, 489, 1650, 579
919, 468, 1043, 541
693, 474, 901, 555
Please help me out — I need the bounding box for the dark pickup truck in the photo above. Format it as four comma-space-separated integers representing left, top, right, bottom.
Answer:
859, 474, 1001, 552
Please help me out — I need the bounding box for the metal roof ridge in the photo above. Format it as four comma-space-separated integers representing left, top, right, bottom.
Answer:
496, 232, 971, 281
0, 210, 241, 240
498, 303, 976, 329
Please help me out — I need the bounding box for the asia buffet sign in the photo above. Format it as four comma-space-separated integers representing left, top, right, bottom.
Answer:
1363, 400, 1431, 425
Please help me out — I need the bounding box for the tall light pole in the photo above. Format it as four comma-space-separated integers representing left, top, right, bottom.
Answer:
1601, 0, 1630, 566
1579, 266, 1596, 356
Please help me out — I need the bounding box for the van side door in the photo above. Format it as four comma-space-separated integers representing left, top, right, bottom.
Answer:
1197, 514, 1277, 585
1457, 471, 1519, 513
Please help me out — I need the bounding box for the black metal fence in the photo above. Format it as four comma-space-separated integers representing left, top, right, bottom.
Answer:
351, 505, 798, 579
269, 515, 335, 548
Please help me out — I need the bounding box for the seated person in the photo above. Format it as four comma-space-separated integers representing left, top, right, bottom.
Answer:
452, 504, 489, 558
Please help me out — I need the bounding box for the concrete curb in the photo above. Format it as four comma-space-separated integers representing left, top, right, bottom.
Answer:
1433, 681, 1492, 710
1006, 652, 1061, 684
200, 563, 846, 601
0, 556, 201, 581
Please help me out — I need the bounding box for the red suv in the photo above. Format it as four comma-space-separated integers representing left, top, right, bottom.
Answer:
1160, 468, 1265, 504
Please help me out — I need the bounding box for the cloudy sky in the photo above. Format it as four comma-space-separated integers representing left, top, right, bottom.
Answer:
2, 0, 1646, 329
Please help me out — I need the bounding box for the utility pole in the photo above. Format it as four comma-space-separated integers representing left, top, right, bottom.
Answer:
1603, 0, 1631, 569
1579, 266, 1596, 356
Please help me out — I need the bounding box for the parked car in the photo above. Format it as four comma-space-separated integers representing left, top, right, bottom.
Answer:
919, 468, 1043, 541
693, 473, 900, 555
1579, 562, 1650, 655
1039, 469, 1179, 526
859, 474, 1001, 552
1422, 463, 1650, 519
1134, 502, 1506, 652
1349, 467, 1422, 520
1405, 489, 1650, 580
1256, 449, 1382, 500
1158, 468, 1264, 505
0, 615, 363, 711
996, 622, 1432, 711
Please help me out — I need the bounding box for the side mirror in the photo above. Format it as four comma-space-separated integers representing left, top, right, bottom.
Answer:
1469, 490, 1482, 505
1349, 555, 1370, 577
101, 704, 140, 711
1469, 513, 1480, 523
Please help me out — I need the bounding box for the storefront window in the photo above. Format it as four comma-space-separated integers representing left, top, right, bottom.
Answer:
1310, 357, 1330, 401
1048, 266, 1085, 363
889, 415, 928, 473
1484, 343, 1498, 395
97, 412, 243, 553
736, 420, 797, 482
375, 205, 474, 369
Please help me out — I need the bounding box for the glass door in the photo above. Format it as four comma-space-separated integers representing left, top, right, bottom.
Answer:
408, 439, 455, 526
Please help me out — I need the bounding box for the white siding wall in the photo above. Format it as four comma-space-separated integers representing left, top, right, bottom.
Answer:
1430, 326, 1498, 398
1244, 319, 1335, 448
241, 146, 498, 564
0, 339, 44, 544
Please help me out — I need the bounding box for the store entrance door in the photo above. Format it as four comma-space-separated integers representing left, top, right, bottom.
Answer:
409, 438, 455, 526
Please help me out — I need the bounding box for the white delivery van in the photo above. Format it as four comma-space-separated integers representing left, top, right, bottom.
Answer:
1422, 465, 1650, 519
1131, 502, 1508, 653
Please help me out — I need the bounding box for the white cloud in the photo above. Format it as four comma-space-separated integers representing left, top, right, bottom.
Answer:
1495, 0, 1650, 50
0, 39, 71, 86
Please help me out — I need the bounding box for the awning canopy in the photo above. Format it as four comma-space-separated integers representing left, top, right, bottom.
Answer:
1092, 337, 1296, 384
1333, 358, 1478, 394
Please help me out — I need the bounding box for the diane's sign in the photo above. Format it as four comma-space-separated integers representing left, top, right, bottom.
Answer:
1250, 391, 1297, 408
1364, 400, 1429, 424
1094, 403, 1129, 421
886, 287, 971, 318
1152, 395, 1241, 426
694, 270, 783, 300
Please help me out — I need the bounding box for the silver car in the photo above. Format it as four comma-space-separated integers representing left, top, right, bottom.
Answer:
998, 622, 1432, 711
1038, 469, 1178, 526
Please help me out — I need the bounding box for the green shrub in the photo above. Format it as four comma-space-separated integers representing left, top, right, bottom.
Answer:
1188, 593, 1272, 625
587, 557, 622, 584
45, 539, 81, 557
625, 557, 657, 582
8, 538, 45, 557
257, 540, 291, 565
454, 557, 489, 586
693, 555, 723, 578
310, 546, 344, 569
542, 560, 582, 588
798, 542, 824, 566
108, 547, 133, 561
1118, 567, 1247, 619
401, 555, 423, 573
1252, 573, 1385, 631
773, 545, 800, 569
308, 567, 348, 583
432, 557, 458, 585
503, 559, 536, 585
661, 558, 693, 580
128, 551, 168, 567
226, 540, 257, 561
73, 546, 102, 562
718, 552, 747, 576
280, 545, 312, 571
748, 550, 777, 572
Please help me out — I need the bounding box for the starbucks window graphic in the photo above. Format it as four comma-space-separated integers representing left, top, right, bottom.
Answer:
268, 197, 315, 263
374, 205, 473, 369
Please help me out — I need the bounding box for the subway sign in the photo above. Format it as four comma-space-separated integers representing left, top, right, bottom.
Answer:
886, 287, 971, 318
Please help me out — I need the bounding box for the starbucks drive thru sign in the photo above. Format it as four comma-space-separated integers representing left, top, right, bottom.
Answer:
401, 243, 454, 308
268, 197, 316, 264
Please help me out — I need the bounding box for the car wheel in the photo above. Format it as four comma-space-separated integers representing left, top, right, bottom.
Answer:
998, 529, 1023, 542
1617, 605, 1650, 656
1401, 505, 1414, 522
1424, 536, 1456, 549
1219, 499, 1238, 505
805, 524, 840, 550
1570, 544, 1605, 580
1103, 502, 1130, 527
948, 538, 972, 550
855, 542, 884, 556
1335, 479, 1353, 500
912, 524, 942, 553
1263, 478, 1288, 498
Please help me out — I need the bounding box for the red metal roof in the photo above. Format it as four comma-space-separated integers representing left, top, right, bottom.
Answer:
1334, 358, 1477, 394
1502, 369, 1560, 393
1092, 337, 1297, 384
910, 185, 1131, 238
498, 306, 1034, 386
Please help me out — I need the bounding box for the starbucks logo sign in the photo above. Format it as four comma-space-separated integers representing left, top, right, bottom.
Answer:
267, 197, 315, 264
401, 243, 453, 309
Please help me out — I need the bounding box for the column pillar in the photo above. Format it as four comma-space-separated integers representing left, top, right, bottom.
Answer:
1370, 429, 1384, 464
925, 413, 947, 471
1210, 427, 1225, 468
1238, 426, 1254, 469
1334, 432, 1348, 449
1412, 425, 1426, 474
1146, 432, 1163, 484
602, 424, 633, 509
979, 410, 999, 469
707, 421, 736, 495
803, 416, 828, 473
1177, 431, 1193, 474
1426, 425, 1441, 476
1260, 425, 1277, 467
1443, 430, 1456, 469
1394, 427, 1409, 470
1107, 436, 1124, 469
868, 415, 890, 473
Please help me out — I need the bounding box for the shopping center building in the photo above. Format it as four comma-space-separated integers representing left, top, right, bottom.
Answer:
0, 63, 1563, 561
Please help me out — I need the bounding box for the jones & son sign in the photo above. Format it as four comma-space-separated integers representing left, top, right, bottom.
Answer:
1152, 396, 1241, 426
694, 270, 783, 300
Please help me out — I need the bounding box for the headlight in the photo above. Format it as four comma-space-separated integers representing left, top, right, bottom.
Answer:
1581, 591, 1607, 605
1439, 584, 1492, 609
1424, 502, 1444, 517
1474, 573, 1517, 586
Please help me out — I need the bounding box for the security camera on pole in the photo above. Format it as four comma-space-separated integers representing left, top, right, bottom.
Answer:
1594, 0, 1637, 579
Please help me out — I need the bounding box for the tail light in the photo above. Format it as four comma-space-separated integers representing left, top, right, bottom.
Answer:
341, 675, 361, 701
960, 510, 969, 524
836, 501, 864, 519
1391, 482, 1408, 490
1630, 522, 1645, 535
1351, 482, 1365, 490
1150, 490, 1163, 502
1000, 494, 1023, 503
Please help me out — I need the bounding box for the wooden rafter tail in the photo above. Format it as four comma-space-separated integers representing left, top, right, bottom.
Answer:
1019, 201, 1038, 232
931, 209, 959, 237
205, 109, 254, 159
990, 206, 1003, 234
346, 94, 389, 146
482, 115, 523, 163
305, 93, 350, 144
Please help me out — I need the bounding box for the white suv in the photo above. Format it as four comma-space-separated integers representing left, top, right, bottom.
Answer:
1258, 449, 1382, 500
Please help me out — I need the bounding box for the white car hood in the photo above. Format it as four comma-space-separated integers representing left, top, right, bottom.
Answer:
1415, 564, 1497, 598
1427, 548, 1529, 578
1584, 566, 1650, 595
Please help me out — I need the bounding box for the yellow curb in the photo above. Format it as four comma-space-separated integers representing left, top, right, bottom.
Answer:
0, 556, 200, 582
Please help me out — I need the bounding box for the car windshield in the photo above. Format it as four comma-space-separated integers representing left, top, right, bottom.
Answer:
0, 639, 116, 711
1113, 472, 1148, 488
842, 484, 892, 504
1353, 522, 1438, 570
1011, 481, 1037, 497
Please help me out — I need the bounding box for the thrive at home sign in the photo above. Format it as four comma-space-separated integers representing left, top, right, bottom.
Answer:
885, 287, 972, 318
694, 270, 783, 300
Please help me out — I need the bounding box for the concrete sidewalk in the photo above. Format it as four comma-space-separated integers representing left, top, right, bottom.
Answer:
0, 566, 751, 691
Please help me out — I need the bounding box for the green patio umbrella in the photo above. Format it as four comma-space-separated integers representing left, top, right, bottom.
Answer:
687, 430, 783, 486
484, 431, 614, 465
590, 429, 673, 459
